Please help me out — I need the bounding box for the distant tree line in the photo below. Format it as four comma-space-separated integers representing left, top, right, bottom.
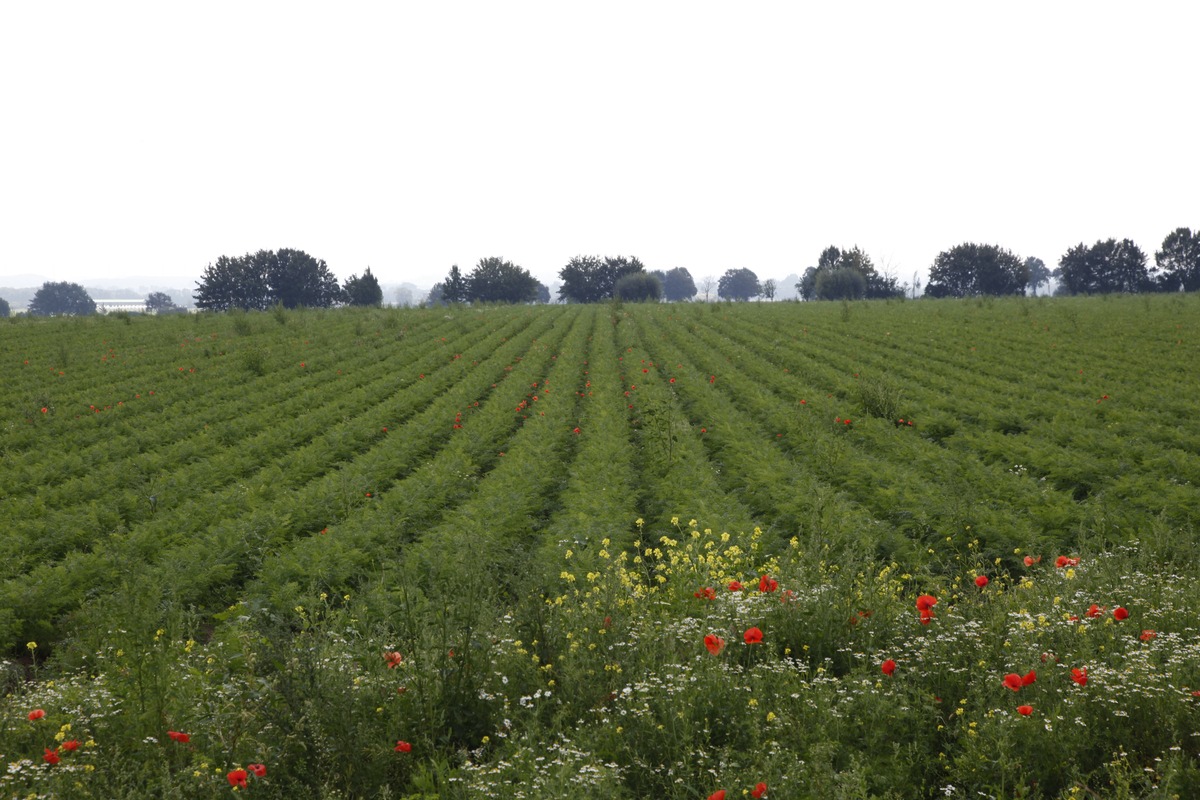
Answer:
921, 227, 1200, 299
428, 257, 548, 305
796, 246, 905, 301
10, 226, 1198, 317
193, 249, 382, 311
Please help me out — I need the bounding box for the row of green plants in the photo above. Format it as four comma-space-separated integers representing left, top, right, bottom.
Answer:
0, 296, 1197, 797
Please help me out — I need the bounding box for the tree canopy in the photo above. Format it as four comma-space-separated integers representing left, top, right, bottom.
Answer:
28, 282, 97, 316
802, 246, 902, 300
1056, 239, 1150, 295
558, 255, 646, 303
651, 267, 696, 301
1025, 257, 1051, 296
0, 297, 9, 318
145, 292, 184, 314
925, 243, 1028, 298
1154, 227, 1200, 292
717, 268, 760, 301
465, 257, 541, 304
343, 267, 384, 307
195, 249, 341, 311
614, 271, 662, 302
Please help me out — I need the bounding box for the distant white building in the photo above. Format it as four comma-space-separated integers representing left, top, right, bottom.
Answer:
95, 299, 148, 313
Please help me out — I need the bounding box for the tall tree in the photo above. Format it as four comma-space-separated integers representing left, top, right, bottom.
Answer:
1154, 227, 1200, 292
660, 267, 696, 301
268, 248, 343, 308
558, 255, 607, 303
557, 255, 646, 303
442, 265, 468, 304
195, 254, 272, 311
697, 275, 716, 302
809, 246, 901, 299
1056, 238, 1150, 295
28, 282, 97, 316
0, 297, 10, 318
717, 268, 760, 301
761, 278, 777, 301
343, 267, 383, 307
796, 267, 818, 300
614, 272, 662, 302
145, 292, 184, 314
926, 243, 1028, 298
1024, 257, 1051, 296
195, 249, 341, 311
467, 257, 540, 303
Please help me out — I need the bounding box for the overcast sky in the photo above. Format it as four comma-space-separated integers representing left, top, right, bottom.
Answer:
2, 1, 1196, 296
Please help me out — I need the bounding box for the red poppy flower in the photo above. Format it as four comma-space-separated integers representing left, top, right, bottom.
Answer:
227, 769, 248, 788
41, 407, 48, 413
1023, 555, 1035, 566
759, 575, 778, 593
395, 740, 412, 753
743, 627, 764, 645
1054, 556, 1079, 568
1113, 607, 1129, 620
694, 587, 717, 600
1071, 667, 1088, 687
916, 594, 937, 624
881, 659, 896, 677
1085, 604, 1104, 618
248, 763, 267, 778
1140, 630, 1157, 642
573, 427, 581, 435
28, 709, 45, 721
752, 783, 768, 798
704, 634, 725, 656
1016, 705, 1033, 716
62, 739, 79, 751
708, 791, 727, 800
975, 575, 988, 588
44, 748, 60, 765
167, 730, 190, 743
1002, 673, 1023, 692
728, 580, 743, 592
1022, 670, 1037, 686
384, 651, 404, 669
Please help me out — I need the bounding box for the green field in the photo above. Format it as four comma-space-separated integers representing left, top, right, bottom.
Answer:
2, 295, 1199, 798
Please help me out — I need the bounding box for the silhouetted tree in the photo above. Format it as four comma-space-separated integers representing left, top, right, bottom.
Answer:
661, 267, 697, 301
145, 292, 184, 314
1025, 257, 1051, 296
718, 268, 760, 301
698, 275, 716, 302
28, 282, 97, 316
0, 297, 10, 318
1056, 239, 1150, 295
268, 249, 342, 308
796, 267, 818, 300
926, 243, 1027, 297
1154, 227, 1200, 292
614, 272, 662, 302
808, 246, 902, 299
467, 257, 540, 303
195, 254, 272, 311
557, 255, 646, 303
441, 265, 468, 304
761, 279, 777, 300
343, 267, 383, 307
195, 249, 340, 310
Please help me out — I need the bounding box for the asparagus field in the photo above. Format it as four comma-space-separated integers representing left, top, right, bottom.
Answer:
2, 294, 1199, 799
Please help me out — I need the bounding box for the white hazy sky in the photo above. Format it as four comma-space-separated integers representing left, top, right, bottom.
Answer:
2, 1, 1196, 295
